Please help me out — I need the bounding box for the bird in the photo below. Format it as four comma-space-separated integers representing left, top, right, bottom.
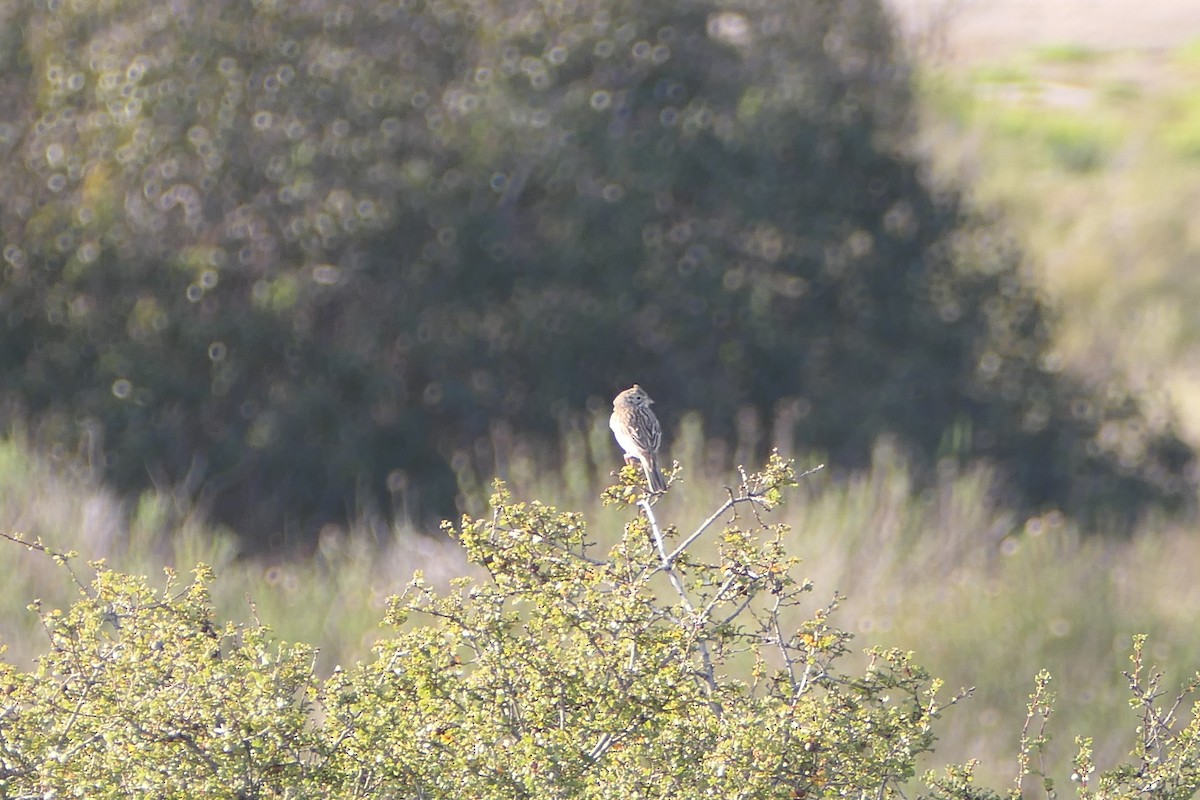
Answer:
609, 384, 667, 493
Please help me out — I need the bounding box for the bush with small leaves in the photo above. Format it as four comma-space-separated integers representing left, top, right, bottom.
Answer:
319, 454, 962, 798
1071, 636, 1200, 799
6, 461, 1200, 798
1, 457, 961, 798
0, 557, 322, 798
926, 641, 1200, 800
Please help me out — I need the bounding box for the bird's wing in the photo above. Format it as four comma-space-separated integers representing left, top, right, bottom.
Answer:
628, 407, 661, 453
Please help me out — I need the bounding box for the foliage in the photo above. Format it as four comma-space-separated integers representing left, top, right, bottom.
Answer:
0, 0, 1189, 540
925, 639, 1200, 800
6, 458, 1200, 796
319, 455, 954, 797
1076, 635, 1200, 798
5, 420, 1200, 788
0, 556, 323, 797
0, 456, 953, 798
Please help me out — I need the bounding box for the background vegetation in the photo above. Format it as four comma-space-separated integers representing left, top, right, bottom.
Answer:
0, 0, 1190, 542
5, 0, 1200, 792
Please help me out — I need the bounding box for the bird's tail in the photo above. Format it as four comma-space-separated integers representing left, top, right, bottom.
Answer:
643, 458, 667, 493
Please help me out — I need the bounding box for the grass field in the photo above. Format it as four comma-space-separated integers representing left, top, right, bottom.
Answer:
914, 35, 1200, 439
5, 18, 1200, 793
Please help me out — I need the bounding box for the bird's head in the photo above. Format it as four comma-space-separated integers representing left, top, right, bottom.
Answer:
616, 384, 654, 407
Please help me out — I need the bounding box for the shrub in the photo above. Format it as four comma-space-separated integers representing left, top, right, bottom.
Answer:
4, 460, 1200, 797
0, 559, 323, 797
2, 458, 959, 798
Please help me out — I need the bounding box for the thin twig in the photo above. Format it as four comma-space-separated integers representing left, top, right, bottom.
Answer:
0, 531, 93, 596
640, 499, 718, 700
665, 496, 737, 565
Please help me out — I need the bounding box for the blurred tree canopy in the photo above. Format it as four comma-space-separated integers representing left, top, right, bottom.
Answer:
0, 0, 1192, 544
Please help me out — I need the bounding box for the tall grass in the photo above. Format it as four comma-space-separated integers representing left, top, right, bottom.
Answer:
892, 34, 1200, 782
3, 415, 1200, 787
0, 431, 469, 676
913, 38, 1200, 446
